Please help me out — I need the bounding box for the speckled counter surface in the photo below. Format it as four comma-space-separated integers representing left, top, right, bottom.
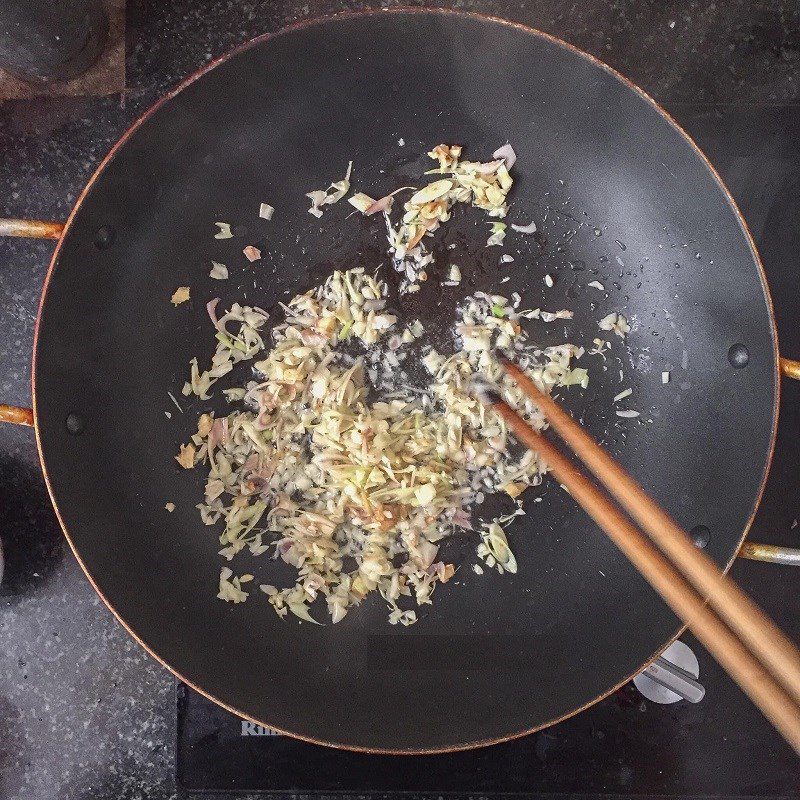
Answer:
1, 2, 800, 799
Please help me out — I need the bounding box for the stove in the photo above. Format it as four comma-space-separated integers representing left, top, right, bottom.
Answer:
177, 632, 795, 797
2, 13, 800, 800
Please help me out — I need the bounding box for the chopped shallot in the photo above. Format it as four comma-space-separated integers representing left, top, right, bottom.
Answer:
171, 287, 190, 305
307, 161, 353, 216
366, 195, 393, 215
348, 192, 375, 213
209, 262, 228, 280
175, 443, 195, 469
177, 143, 638, 630
243, 245, 261, 262
206, 298, 220, 327
183, 267, 591, 626
486, 222, 507, 247
492, 143, 517, 169
473, 159, 504, 174
598, 312, 631, 338
451, 508, 473, 530
540, 309, 573, 322
368, 187, 415, 215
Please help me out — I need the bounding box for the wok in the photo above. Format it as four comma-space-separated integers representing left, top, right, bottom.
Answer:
2, 9, 799, 753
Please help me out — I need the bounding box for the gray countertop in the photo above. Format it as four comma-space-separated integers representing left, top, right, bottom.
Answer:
2, 2, 800, 798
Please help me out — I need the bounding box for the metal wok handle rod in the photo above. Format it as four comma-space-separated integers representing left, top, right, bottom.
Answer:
782, 358, 800, 381
0, 218, 64, 239
742, 357, 800, 564
0, 405, 34, 426
0, 217, 65, 426
740, 543, 800, 566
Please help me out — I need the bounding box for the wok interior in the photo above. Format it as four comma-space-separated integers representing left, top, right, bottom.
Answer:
34, 12, 776, 750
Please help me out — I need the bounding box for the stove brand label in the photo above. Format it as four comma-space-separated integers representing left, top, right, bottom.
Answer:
241, 720, 282, 736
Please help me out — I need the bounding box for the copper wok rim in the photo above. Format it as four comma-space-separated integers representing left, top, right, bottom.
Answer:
29, 7, 780, 755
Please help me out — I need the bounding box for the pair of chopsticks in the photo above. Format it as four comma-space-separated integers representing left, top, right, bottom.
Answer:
473, 360, 800, 754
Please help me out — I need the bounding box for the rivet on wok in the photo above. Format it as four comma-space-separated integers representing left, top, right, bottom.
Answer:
65, 413, 85, 434
94, 225, 115, 249
728, 343, 749, 368
690, 525, 710, 549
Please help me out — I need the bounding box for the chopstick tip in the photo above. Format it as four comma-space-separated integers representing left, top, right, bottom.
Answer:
498, 355, 519, 374
468, 375, 502, 406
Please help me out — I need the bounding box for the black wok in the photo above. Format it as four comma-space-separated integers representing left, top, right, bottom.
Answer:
2, 10, 798, 752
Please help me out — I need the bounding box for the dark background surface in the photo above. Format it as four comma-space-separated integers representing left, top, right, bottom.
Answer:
1, 1, 800, 798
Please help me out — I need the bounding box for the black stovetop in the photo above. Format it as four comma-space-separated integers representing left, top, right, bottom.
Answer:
178, 657, 797, 798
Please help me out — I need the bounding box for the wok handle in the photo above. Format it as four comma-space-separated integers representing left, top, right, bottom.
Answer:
739, 357, 800, 564
0, 217, 64, 427
0, 218, 64, 239
740, 543, 800, 566
782, 358, 800, 381
0, 405, 33, 426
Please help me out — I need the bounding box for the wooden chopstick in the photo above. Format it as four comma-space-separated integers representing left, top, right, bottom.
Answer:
476, 370, 800, 754
502, 360, 800, 708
